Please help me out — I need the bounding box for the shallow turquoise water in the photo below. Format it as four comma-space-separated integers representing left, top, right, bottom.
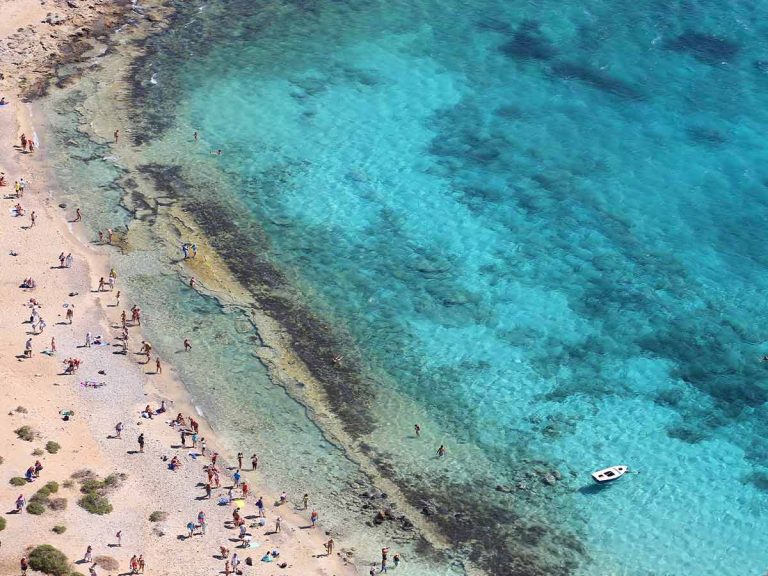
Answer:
44, 0, 768, 572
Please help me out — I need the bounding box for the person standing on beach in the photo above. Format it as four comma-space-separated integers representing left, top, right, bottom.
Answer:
251, 454, 258, 470
50, 337, 56, 353
256, 496, 265, 517
325, 538, 334, 556
20, 133, 27, 150
184, 338, 192, 352
30, 211, 35, 227
66, 307, 74, 324
275, 516, 282, 533
138, 555, 145, 573
155, 357, 162, 374
237, 452, 243, 469
310, 509, 318, 527
116, 530, 122, 547
381, 547, 390, 573
24, 337, 32, 358
66, 253, 73, 268
138, 433, 145, 453
115, 422, 123, 438
58, 252, 65, 267
198, 510, 207, 535
303, 493, 309, 510
114, 129, 119, 143
85, 332, 92, 347
21, 556, 28, 576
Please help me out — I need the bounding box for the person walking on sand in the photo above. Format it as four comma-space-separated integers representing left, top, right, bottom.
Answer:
156, 357, 162, 374
85, 331, 92, 347
30, 211, 35, 227
325, 538, 334, 557
114, 129, 119, 143
184, 338, 191, 352
24, 337, 32, 358
303, 493, 309, 510
130, 555, 138, 574
21, 556, 28, 576
66, 307, 74, 324
237, 452, 244, 469
115, 421, 123, 438
50, 337, 56, 353
275, 516, 282, 533
138, 433, 145, 453
115, 530, 122, 547
20, 133, 27, 150
198, 510, 206, 535
16, 493, 26, 512
58, 252, 65, 267
83, 545, 92, 563
138, 555, 145, 573
310, 509, 318, 527
66, 253, 73, 268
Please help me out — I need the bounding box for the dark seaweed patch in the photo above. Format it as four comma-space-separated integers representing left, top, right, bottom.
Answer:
500, 21, 557, 61
686, 126, 727, 146
666, 31, 740, 65
550, 62, 644, 100
137, 163, 376, 438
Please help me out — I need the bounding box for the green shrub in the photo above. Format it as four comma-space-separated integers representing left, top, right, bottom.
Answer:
46, 441, 61, 454
28, 544, 70, 576
0, 517, 6, 531
149, 510, 168, 522
44, 481, 59, 494
70, 469, 94, 481
27, 501, 46, 515
52, 525, 66, 534
48, 498, 67, 511
35, 488, 52, 500
10, 476, 27, 486
62, 480, 74, 489
78, 492, 112, 515
15, 426, 35, 441
32, 448, 44, 456
93, 556, 119, 570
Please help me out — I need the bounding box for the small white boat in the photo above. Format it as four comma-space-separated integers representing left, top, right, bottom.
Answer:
591, 465, 629, 484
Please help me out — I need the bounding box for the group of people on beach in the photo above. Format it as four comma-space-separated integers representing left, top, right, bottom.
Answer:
5, 128, 408, 576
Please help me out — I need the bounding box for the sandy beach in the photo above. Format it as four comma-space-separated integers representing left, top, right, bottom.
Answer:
0, 4, 361, 576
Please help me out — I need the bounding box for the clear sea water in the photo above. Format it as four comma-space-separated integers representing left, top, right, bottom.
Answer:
39, 0, 768, 573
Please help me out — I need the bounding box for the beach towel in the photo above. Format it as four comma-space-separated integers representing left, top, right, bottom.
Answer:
80, 381, 106, 388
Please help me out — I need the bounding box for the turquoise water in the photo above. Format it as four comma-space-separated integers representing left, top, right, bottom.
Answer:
43, 0, 768, 573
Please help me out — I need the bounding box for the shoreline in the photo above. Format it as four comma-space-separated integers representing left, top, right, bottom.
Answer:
0, 6, 361, 576
23, 1, 588, 574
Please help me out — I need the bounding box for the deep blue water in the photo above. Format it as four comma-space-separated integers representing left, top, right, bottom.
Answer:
44, 0, 768, 573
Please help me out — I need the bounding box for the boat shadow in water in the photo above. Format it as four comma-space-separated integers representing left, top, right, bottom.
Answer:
577, 483, 615, 495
